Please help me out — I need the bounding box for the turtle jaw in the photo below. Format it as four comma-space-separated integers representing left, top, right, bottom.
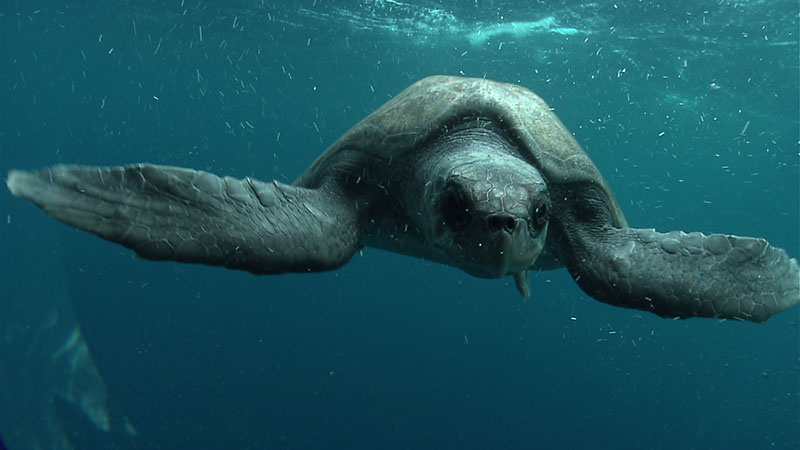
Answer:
442, 218, 548, 280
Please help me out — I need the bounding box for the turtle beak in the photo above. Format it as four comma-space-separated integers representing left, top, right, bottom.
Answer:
452, 214, 543, 285
483, 214, 536, 275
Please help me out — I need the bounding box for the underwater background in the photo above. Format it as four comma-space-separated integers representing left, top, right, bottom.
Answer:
1, 0, 798, 448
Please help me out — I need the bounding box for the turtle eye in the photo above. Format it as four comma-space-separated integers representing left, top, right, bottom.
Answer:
442, 183, 472, 232
531, 200, 548, 230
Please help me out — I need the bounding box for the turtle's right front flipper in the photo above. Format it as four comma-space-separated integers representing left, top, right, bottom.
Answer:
7, 164, 361, 274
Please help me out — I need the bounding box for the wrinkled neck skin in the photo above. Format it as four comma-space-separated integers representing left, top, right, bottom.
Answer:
408, 125, 550, 287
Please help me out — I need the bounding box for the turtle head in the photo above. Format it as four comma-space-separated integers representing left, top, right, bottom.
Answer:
420, 129, 549, 297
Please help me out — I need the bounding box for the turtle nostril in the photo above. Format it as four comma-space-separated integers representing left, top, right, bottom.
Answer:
487, 214, 517, 233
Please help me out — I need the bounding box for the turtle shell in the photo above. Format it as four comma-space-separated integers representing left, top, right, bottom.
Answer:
295, 75, 626, 227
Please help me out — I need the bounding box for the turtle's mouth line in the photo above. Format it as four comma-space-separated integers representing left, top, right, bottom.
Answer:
440, 228, 537, 279
483, 232, 522, 277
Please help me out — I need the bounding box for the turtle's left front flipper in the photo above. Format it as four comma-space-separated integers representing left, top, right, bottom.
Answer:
564, 228, 799, 322
7, 164, 361, 274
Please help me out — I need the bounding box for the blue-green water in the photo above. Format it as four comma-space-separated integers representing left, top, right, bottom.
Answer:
1, 1, 798, 448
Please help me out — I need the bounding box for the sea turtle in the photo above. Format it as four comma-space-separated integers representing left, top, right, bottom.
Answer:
7, 75, 799, 322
